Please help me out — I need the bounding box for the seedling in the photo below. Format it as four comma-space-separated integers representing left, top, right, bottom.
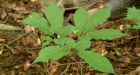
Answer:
127, 7, 140, 29
23, 4, 125, 74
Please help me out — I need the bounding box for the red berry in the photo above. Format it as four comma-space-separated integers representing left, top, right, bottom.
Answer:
68, 34, 77, 39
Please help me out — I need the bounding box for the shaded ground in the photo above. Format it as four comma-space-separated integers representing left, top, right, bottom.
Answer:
0, 0, 140, 75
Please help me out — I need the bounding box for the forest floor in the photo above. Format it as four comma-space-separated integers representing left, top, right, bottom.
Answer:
0, 0, 140, 75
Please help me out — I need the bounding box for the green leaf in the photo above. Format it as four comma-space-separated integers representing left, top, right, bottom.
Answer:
64, 38, 76, 48
42, 36, 53, 48
44, 3, 64, 33
33, 47, 50, 63
33, 55, 49, 63
37, 46, 70, 61
45, 46, 70, 60
59, 25, 75, 37
127, 7, 140, 21
79, 51, 115, 74
23, 12, 49, 33
76, 35, 91, 51
54, 38, 65, 46
42, 41, 49, 48
43, 36, 53, 42
85, 8, 111, 31
87, 29, 124, 40
54, 38, 76, 48
74, 8, 88, 32
133, 23, 140, 29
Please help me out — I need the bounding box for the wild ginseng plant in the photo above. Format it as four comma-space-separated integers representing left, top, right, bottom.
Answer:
127, 7, 140, 29
23, 4, 125, 74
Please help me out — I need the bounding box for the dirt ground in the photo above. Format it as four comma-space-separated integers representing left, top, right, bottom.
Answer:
0, 0, 140, 75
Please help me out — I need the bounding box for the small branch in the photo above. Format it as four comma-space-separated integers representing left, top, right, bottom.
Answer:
4, 31, 32, 54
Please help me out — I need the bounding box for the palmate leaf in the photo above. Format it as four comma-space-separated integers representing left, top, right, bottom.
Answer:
42, 36, 53, 48
33, 47, 50, 63
34, 55, 49, 63
34, 46, 70, 63
85, 8, 111, 31
44, 3, 64, 33
23, 12, 49, 33
76, 35, 91, 51
46, 46, 70, 60
59, 25, 75, 37
74, 8, 88, 32
87, 29, 124, 40
79, 51, 115, 74
133, 22, 140, 29
127, 7, 140, 21
54, 38, 76, 48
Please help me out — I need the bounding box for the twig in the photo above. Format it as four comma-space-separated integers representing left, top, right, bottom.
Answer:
64, 1, 99, 11
125, 35, 140, 40
85, 1, 100, 9
64, 7, 79, 11
4, 31, 32, 54
60, 64, 71, 75
56, 61, 86, 67
4, 45, 15, 54
7, 31, 32, 45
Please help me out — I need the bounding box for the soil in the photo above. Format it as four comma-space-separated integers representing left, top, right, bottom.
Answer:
0, 0, 140, 75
